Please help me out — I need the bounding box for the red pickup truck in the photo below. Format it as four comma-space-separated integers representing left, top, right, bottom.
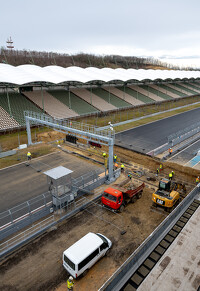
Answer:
101, 182, 145, 212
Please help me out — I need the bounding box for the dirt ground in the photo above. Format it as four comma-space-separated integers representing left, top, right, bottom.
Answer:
0, 132, 199, 291
0, 180, 166, 291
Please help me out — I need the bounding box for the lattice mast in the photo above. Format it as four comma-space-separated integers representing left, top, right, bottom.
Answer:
6, 36, 14, 50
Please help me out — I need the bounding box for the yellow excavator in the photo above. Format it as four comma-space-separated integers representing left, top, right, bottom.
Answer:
152, 178, 186, 212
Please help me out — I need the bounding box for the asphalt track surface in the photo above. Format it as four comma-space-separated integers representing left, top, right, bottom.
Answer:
115, 107, 200, 154
0, 151, 104, 212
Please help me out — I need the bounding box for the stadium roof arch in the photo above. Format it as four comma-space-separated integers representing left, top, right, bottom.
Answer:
0, 64, 200, 87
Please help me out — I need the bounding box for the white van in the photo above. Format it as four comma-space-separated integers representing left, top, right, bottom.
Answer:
63, 232, 112, 278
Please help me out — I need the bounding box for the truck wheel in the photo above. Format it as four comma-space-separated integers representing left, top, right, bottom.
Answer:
119, 205, 125, 212
131, 196, 137, 203
137, 192, 142, 199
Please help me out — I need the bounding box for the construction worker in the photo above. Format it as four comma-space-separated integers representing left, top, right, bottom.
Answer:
114, 154, 117, 163
169, 172, 173, 180
27, 152, 32, 161
156, 168, 159, 176
159, 164, 163, 172
196, 176, 200, 185
121, 164, 125, 173
171, 170, 175, 178
102, 152, 107, 158
114, 163, 118, 170
128, 172, 132, 180
67, 276, 74, 290
168, 148, 172, 155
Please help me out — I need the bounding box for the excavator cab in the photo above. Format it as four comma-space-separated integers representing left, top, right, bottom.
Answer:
158, 178, 171, 192
152, 178, 181, 211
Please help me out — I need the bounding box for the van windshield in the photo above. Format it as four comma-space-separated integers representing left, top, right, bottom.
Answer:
64, 255, 75, 270
96, 233, 108, 244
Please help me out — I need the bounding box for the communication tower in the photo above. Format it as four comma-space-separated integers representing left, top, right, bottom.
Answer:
6, 36, 14, 50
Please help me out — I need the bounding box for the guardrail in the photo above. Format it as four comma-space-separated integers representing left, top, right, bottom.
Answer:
0, 216, 55, 257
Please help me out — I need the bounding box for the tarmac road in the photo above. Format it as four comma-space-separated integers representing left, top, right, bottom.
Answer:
115, 107, 200, 153
0, 151, 104, 212
169, 139, 200, 165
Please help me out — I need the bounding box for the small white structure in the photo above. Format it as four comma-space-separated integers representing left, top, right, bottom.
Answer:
43, 166, 73, 208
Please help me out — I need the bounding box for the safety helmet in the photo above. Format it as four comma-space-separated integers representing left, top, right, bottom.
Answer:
69, 276, 73, 281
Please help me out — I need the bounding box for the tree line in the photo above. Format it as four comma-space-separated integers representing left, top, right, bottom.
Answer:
0, 47, 198, 71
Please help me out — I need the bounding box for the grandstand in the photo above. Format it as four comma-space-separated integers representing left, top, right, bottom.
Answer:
166, 83, 190, 96
159, 84, 186, 97
140, 85, 172, 100
0, 92, 43, 126
103, 86, 143, 106
129, 85, 164, 102
48, 89, 98, 115
0, 64, 200, 131
173, 83, 199, 95
0, 106, 20, 130
23, 90, 77, 119
122, 86, 154, 103
149, 84, 178, 98
181, 83, 200, 93
89, 87, 131, 108
70, 88, 116, 111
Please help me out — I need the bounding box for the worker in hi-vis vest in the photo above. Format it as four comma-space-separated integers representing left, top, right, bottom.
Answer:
67, 276, 74, 290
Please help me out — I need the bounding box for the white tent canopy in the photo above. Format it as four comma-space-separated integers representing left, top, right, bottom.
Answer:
0, 64, 200, 86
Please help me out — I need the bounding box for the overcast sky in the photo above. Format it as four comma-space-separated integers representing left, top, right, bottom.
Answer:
1, 0, 200, 68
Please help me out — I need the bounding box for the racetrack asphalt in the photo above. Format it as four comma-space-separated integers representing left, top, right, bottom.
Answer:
115, 107, 200, 154
0, 151, 104, 212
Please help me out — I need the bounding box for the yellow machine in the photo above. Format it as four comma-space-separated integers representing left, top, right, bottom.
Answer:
152, 178, 184, 211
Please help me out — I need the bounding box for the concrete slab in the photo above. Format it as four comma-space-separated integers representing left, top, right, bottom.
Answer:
138, 206, 200, 291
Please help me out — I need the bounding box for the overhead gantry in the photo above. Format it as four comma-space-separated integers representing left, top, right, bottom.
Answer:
25, 111, 115, 182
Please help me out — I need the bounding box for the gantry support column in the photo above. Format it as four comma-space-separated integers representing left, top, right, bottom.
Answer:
25, 117, 32, 145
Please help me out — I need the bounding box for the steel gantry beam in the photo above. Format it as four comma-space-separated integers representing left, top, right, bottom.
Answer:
25, 111, 115, 181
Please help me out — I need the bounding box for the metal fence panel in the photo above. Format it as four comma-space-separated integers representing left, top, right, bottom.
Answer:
0, 192, 52, 241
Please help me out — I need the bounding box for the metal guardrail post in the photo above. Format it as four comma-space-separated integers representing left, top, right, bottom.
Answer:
8, 210, 13, 224
43, 193, 46, 207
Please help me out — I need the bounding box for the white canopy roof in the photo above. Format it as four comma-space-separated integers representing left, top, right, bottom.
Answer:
0, 63, 200, 86
43, 166, 73, 179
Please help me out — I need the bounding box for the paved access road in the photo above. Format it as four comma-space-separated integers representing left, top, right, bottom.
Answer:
115, 107, 200, 154
169, 139, 200, 166
0, 151, 103, 212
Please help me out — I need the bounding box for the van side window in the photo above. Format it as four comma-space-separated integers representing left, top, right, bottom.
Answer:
78, 248, 99, 270
100, 242, 108, 251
